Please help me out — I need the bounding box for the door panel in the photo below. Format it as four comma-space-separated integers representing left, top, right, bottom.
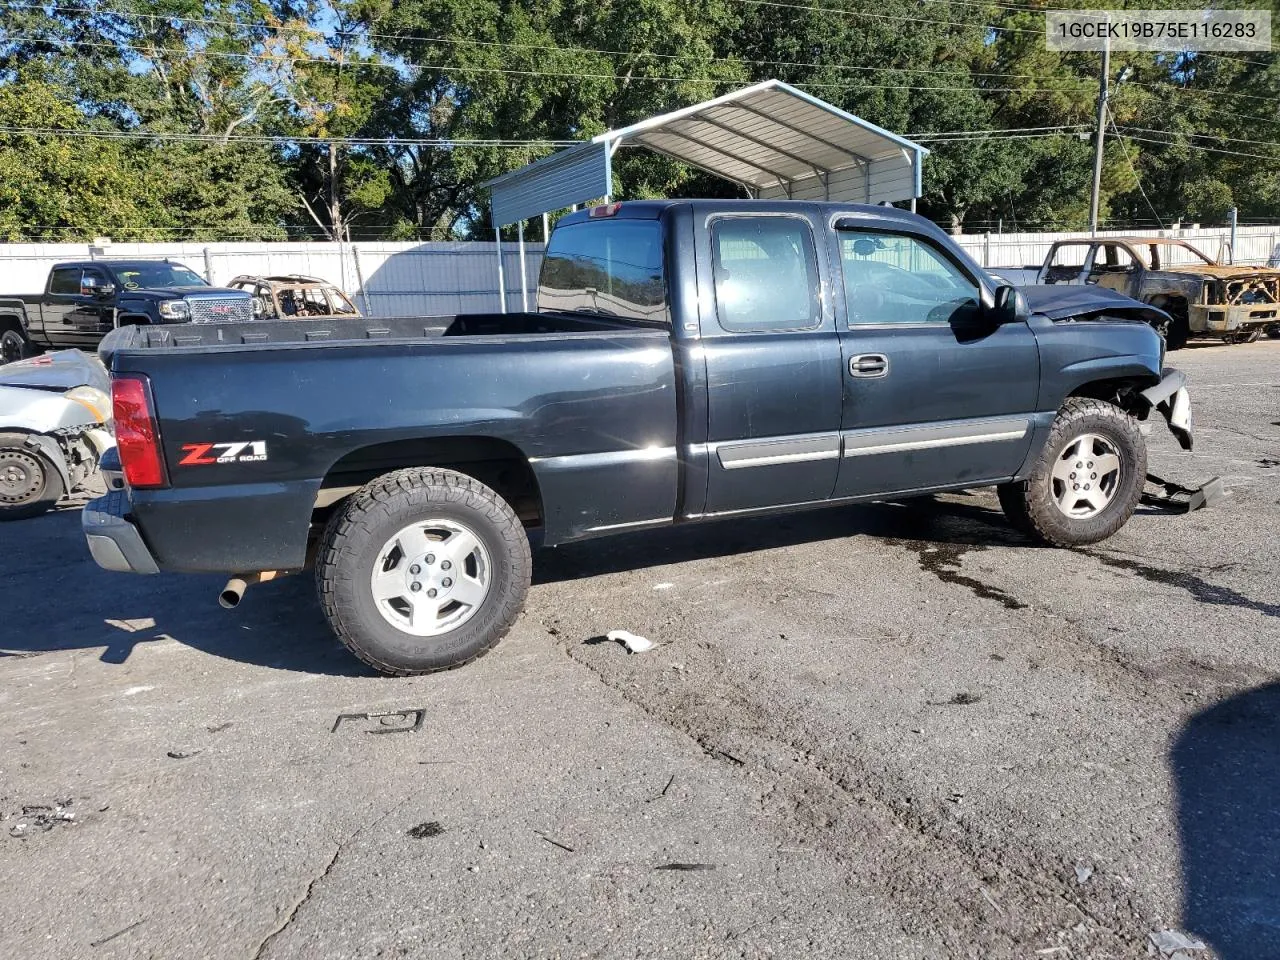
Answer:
831, 227, 1041, 498
68, 268, 114, 347
694, 209, 843, 515
42, 267, 83, 347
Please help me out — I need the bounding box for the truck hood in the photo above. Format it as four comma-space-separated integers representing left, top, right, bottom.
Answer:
1019, 284, 1170, 326
0, 348, 111, 393
122, 286, 251, 299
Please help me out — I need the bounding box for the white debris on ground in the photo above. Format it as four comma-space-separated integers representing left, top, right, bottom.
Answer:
1148, 929, 1208, 957
606, 630, 654, 653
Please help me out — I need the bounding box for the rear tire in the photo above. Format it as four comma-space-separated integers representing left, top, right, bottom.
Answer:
1266, 323, 1280, 340
315, 467, 531, 676
997, 399, 1145, 547
0, 433, 65, 520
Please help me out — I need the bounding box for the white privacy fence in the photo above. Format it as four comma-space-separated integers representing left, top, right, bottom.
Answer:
0, 241, 545, 317
2, 223, 1278, 316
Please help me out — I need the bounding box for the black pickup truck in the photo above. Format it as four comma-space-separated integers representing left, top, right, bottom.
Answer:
0, 260, 255, 362
83, 200, 1192, 676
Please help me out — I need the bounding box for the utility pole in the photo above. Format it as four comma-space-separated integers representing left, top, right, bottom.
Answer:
1089, 33, 1111, 236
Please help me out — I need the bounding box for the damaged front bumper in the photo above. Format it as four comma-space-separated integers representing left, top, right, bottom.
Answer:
1190, 303, 1278, 334
1139, 368, 1193, 451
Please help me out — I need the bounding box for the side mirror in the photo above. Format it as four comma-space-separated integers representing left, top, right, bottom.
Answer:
993, 284, 1030, 325
97, 283, 116, 298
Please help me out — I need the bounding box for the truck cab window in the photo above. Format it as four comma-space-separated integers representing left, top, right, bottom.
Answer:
538, 219, 667, 324
839, 230, 980, 325
711, 217, 821, 332
1088, 244, 1137, 283
50, 268, 81, 295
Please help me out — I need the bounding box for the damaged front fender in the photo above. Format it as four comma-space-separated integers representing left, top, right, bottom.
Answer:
1139, 368, 1193, 451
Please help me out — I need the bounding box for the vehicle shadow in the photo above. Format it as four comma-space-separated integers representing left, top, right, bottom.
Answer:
533, 492, 1029, 585
0, 509, 376, 676
2, 494, 1026, 673
1174, 682, 1280, 958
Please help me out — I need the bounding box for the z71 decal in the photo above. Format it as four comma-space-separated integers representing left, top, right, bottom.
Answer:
179, 441, 269, 466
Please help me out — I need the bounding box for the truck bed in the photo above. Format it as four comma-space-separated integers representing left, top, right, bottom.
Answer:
101, 309, 680, 571
103, 311, 655, 356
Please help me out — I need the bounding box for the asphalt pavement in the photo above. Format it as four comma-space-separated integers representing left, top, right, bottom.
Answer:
1, 340, 1277, 960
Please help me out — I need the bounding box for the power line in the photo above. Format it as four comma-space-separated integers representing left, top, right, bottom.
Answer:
728, 0, 1041, 35
0, 125, 577, 147
1115, 131, 1280, 162
1117, 125, 1280, 151
1, 34, 1106, 96
12, 3, 1052, 82
9, 6, 1273, 106
1106, 106, 1163, 230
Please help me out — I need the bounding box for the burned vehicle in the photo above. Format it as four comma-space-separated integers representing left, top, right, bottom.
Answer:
228, 275, 361, 320
0, 350, 113, 520
1030, 237, 1280, 348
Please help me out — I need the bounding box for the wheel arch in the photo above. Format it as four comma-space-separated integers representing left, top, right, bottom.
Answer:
316, 435, 544, 530
0, 429, 71, 490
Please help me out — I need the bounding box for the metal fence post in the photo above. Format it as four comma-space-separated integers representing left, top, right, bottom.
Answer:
494, 228, 507, 314
351, 245, 373, 316
517, 221, 529, 313
203, 247, 214, 284
983, 232, 991, 267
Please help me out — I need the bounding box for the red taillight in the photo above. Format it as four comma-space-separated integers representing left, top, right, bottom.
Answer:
111, 375, 166, 489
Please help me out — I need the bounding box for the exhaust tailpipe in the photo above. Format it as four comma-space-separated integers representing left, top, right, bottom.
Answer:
219, 571, 280, 609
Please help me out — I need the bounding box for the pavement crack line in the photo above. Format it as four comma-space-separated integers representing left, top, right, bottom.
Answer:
247, 794, 419, 960
250, 845, 342, 960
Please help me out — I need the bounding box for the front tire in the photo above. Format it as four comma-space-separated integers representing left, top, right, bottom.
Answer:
0, 434, 65, 520
997, 399, 1146, 547
0, 328, 28, 365
315, 467, 532, 676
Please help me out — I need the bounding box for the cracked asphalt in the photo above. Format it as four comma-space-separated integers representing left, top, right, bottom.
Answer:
1, 340, 1278, 960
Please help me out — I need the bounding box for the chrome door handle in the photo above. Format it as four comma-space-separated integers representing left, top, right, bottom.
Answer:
849, 353, 889, 378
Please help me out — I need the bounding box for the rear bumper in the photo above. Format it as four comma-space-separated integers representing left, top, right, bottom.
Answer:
82, 489, 159, 574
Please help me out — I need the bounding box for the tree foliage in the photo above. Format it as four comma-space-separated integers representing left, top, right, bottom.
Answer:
0, 0, 1276, 239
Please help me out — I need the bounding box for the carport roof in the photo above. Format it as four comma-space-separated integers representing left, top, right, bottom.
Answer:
483, 79, 928, 228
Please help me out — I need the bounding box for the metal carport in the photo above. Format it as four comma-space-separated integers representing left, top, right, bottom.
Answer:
482, 78, 929, 311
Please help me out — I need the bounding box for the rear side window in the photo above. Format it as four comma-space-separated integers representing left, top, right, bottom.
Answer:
711, 217, 821, 332
538, 219, 667, 324
50, 267, 81, 295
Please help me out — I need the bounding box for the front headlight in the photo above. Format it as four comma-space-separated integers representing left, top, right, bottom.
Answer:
158, 299, 190, 320
64, 385, 111, 424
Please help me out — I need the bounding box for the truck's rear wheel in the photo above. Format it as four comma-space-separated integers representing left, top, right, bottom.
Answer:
315, 467, 531, 676
997, 398, 1145, 547
0, 434, 64, 521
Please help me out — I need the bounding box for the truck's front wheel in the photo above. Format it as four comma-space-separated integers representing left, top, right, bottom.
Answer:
1, 328, 28, 364
997, 399, 1146, 547
316, 468, 532, 676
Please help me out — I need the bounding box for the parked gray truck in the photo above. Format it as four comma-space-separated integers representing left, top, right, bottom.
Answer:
0, 260, 255, 362
83, 200, 1192, 676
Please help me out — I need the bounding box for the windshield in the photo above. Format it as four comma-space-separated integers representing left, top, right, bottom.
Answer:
1134, 241, 1216, 269
112, 263, 209, 290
